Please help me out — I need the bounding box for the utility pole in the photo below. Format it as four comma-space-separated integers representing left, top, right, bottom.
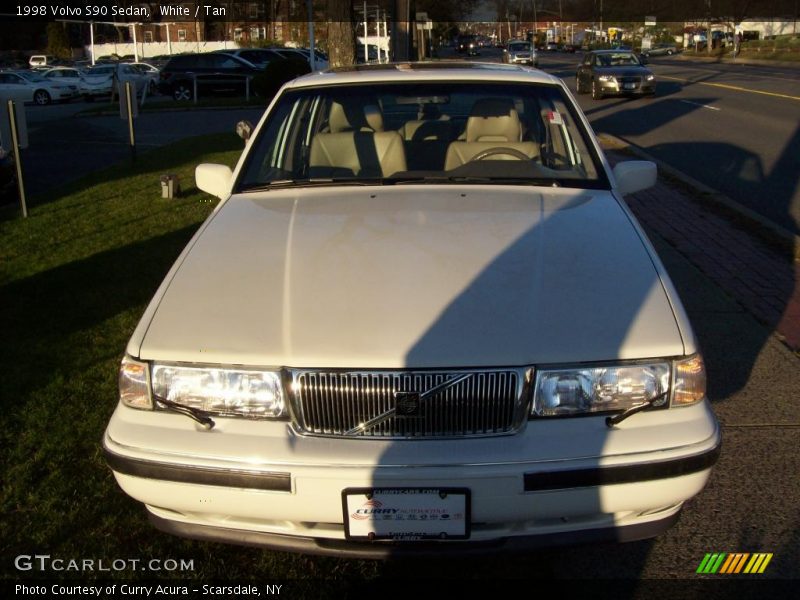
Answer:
392, 0, 410, 61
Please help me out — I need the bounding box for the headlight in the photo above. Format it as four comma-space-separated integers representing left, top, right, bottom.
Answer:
532, 362, 670, 416
532, 356, 707, 417
598, 75, 614, 82
646, 74, 656, 81
151, 364, 286, 419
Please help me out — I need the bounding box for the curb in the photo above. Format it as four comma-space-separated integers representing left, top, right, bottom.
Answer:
598, 133, 800, 261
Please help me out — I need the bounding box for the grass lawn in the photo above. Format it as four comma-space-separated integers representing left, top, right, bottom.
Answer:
0, 134, 382, 588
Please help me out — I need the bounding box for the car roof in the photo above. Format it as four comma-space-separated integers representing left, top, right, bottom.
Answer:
285, 62, 559, 89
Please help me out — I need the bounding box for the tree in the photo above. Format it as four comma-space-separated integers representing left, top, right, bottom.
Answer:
326, 0, 356, 67
46, 23, 71, 59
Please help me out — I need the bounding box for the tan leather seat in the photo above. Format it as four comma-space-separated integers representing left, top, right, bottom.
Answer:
444, 99, 539, 171
398, 104, 454, 171
309, 102, 407, 178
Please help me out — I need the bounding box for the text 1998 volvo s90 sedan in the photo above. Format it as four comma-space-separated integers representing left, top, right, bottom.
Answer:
103, 62, 720, 557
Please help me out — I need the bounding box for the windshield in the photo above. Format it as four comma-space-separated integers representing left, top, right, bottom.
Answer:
508, 43, 531, 52
17, 72, 45, 82
597, 53, 641, 66
237, 82, 606, 191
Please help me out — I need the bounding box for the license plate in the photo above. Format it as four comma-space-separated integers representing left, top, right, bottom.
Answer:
343, 488, 470, 541
623, 83, 636, 90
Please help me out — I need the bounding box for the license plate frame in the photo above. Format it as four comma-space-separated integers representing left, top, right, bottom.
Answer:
342, 487, 470, 541
623, 83, 636, 90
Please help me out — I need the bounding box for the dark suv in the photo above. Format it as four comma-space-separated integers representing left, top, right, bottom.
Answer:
457, 35, 478, 55
158, 53, 262, 100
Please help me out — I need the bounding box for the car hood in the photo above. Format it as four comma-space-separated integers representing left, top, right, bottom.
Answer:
136, 186, 684, 368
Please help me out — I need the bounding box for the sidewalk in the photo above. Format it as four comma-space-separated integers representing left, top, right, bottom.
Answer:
606, 150, 800, 353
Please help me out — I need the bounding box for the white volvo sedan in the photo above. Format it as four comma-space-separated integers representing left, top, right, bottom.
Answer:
104, 63, 720, 557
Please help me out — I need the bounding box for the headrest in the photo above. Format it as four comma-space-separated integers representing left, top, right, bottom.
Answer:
363, 105, 384, 131
418, 103, 441, 120
465, 99, 522, 143
328, 102, 354, 133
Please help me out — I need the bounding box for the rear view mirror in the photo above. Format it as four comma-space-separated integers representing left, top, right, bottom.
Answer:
196, 163, 233, 200
613, 160, 657, 196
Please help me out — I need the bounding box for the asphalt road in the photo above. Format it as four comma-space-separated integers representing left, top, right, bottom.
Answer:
547, 51, 800, 236
451, 46, 800, 236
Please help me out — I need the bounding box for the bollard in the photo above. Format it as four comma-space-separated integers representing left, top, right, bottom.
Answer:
160, 174, 181, 199
7, 100, 27, 218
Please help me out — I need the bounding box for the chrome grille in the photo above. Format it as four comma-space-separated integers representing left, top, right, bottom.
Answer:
289, 369, 529, 438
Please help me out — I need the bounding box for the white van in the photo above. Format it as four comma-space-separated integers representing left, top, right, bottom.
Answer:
28, 55, 58, 68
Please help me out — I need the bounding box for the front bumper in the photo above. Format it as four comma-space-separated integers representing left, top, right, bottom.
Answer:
510, 56, 535, 66
598, 80, 656, 96
104, 399, 720, 556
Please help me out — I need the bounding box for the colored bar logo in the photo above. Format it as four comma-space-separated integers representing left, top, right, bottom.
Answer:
696, 553, 773, 574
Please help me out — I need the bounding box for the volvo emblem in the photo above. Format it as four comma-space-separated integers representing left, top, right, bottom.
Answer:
394, 392, 421, 416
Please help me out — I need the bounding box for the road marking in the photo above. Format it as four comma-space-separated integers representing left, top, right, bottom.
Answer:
659, 74, 800, 101
659, 64, 800, 83
679, 99, 721, 111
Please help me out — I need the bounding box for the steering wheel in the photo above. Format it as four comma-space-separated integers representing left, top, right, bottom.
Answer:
472, 147, 531, 161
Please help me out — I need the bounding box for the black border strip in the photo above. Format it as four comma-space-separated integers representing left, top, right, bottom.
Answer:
104, 447, 291, 492
524, 443, 721, 491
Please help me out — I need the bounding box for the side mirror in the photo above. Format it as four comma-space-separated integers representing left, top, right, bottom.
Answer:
236, 120, 253, 142
613, 160, 657, 196
639, 54, 649, 65
196, 163, 233, 200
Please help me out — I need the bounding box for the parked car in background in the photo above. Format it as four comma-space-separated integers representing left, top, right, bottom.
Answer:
545, 42, 558, 51
158, 53, 261, 101
79, 63, 149, 100
212, 48, 285, 69
0, 70, 76, 104
286, 48, 330, 70
643, 43, 679, 57
576, 49, 657, 99
502, 40, 539, 67
129, 62, 160, 93
28, 54, 58, 68
42, 66, 83, 88
104, 61, 720, 556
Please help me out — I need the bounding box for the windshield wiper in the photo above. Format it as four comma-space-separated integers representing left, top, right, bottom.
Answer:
391, 175, 563, 186
238, 178, 385, 193
605, 392, 669, 428
153, 394, 215, 430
